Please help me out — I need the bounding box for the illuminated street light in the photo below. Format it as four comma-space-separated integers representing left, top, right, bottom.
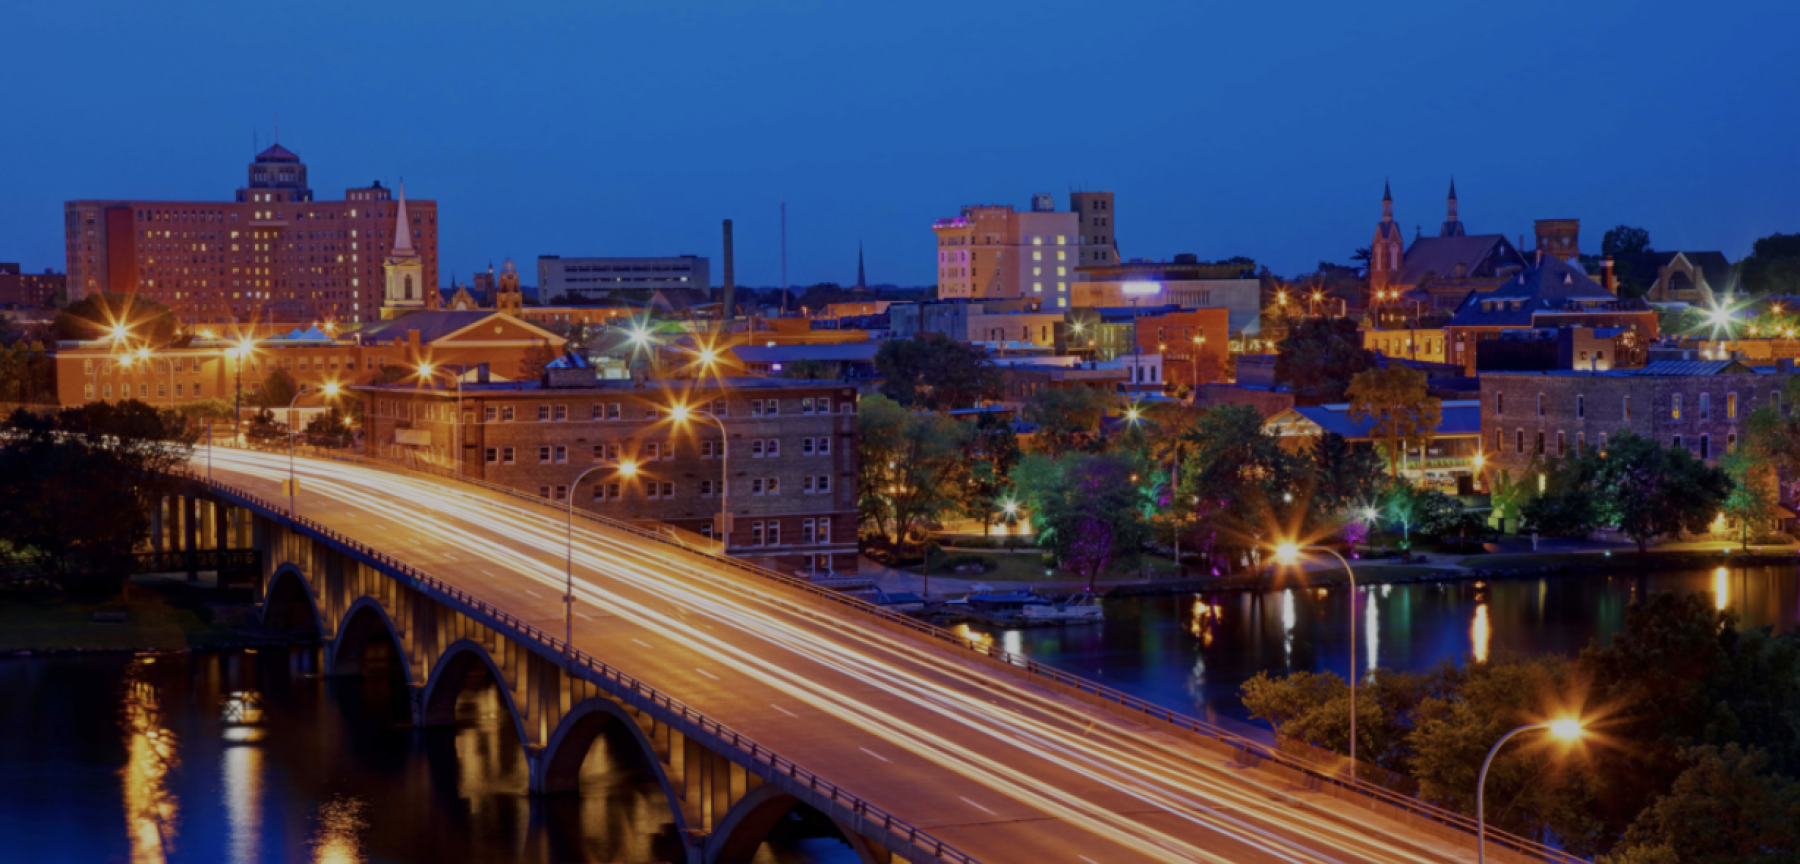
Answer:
1269, 541, 1361, 774
1478, 719, 1585, 863
617, 460, 638, 477
286, 382, 345, 514
667, 401, 730, 552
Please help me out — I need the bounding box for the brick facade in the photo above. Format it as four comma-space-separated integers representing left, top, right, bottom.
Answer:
1478, 363, 1798, 480
358, 377, 860, 574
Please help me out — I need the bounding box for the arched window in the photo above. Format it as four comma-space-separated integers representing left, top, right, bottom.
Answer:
404, 275, 414, 300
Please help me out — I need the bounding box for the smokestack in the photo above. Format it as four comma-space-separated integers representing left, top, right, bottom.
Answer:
722, 219, 735, 329
1601, 256, 1615, 294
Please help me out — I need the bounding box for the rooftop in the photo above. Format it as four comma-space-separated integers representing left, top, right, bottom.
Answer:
353, 375, 850, 398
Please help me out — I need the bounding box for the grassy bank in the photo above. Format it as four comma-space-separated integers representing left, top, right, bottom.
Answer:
0, 580, 287, 653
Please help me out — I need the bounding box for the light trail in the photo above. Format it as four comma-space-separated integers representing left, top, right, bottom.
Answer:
199, 449, 1474, 864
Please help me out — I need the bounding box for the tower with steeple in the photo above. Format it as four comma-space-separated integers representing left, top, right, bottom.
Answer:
1369, 179, 1405, 291
1440, 178, 1465, 237
495, 259, 524, 315
856, 242, 866, 290
380, 183, 426, 320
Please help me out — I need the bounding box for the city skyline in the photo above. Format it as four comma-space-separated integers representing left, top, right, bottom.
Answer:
6, 0, 1799, 288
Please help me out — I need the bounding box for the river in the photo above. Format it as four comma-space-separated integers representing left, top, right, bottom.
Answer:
3, 564, 1795, 861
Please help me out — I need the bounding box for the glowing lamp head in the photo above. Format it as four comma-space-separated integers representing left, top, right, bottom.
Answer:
670, 404, 690, 421
628, 327, 650, 346
698, 348, 717, 365
321, 383, 341, 397
1474, 452, 1486, 468
136, 347, 151, 360
1121, 281, 1161, 297
417, 363, 433, 377
618, 461, 638, 477
1274, 543, 1300, 566
1548, 719, 1583, 741
1003, 501, 1019, 516
1363, 507, 1379, 522
110, 324, 128, 342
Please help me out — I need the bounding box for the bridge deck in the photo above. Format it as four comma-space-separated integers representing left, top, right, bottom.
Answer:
202, 448, 1493, 864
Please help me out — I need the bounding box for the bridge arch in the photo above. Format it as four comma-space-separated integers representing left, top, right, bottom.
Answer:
420, 639, 530, 747
536, 697, 690, 834
329, 597, 415, 686
705, 786, 890, 864
262, 564, 323, 633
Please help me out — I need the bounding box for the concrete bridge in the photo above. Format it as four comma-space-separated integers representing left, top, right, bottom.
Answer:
171, 449, 1582, 864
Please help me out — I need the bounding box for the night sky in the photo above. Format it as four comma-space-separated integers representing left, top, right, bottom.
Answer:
4, 0, 1796, 287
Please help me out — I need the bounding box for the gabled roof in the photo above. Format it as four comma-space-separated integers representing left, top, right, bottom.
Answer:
349, 310, 565, 345
1398, 234, 1524, 286
255, 143, 300, 163
1447, 254, 1625, 328
1266, 400, 1482, 440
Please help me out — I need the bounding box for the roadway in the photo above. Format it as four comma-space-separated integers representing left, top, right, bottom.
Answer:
199, 448, 1478, 864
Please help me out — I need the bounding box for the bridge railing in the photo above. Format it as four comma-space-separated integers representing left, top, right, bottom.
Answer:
179, 466, 981, 864
189, 450, 1586, 864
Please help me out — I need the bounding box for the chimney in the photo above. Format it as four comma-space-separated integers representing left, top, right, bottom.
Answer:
1601, 256, 1615, 293
1778, 358, 1793, 374
476, 362, 490, 384
722, 219, 735, 328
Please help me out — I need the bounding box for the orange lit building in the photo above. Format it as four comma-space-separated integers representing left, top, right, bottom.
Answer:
1134, 308, 1230, 387
64, 143, 438, 326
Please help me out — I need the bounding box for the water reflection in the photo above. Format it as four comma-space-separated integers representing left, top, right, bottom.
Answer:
1714, 566, 1730, 611
1471, 603, 1491, 664
122, 659, 179, 864
309, 796, 367, 864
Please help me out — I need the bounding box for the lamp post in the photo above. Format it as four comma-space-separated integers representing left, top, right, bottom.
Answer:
566, 461, 636, 670
286, 383, 340, 514
670, 402, 730, 553
1273, 542, 1363, 777
1477, 720, 1584, 864
416, 363, 465, 474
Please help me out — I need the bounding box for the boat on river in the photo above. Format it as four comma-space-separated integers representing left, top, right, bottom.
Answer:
964, 590, 1104, 626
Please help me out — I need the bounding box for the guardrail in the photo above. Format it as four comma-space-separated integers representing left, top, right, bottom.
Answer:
185, 449, 1585, 864
176, 465, 979, 864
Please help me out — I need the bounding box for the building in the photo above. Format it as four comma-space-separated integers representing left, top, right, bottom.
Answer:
356, 369, 860, 573
538, 255, 710, 304
1363, 327, 1449, 365
64, 144, 437, 325
0, 264, 64, 308
1473, 326, 1644, 372
888, 299, 1040, 342
725, 343, 880, 379
932, 195, 1084, 304
1057, 305, 1180, 360
1444, 253, 1657, 373
1367, 180, 1530, 311
967, 308, 1065, 349
1134, 308, 1230, 387
1070, 256, 1262, 334
1265, 399, 1484, 490
1610, 251, 1736, 306
1069, 191, 1119, 269
1478, 359, 1800, 481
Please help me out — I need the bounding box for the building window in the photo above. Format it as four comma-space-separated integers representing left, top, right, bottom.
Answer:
502, 406, 515, 422
711, 399, 727, 416
700, 480, 715, 497
1700, 434, 1711, 459
1728, 393, 1738, 419
538, 405, 551, 422
644, 405, 660, 420
1599, 432, 1607, 452
84, 384, 95, 400
553, 485, 568, 502
1516, 429, 1524, 453
646, 442, 662, 461
766, 522, 779, 545
502, 447, 515, 464
1672, 394, 1683, 420
554, 404, 568, 421
485, 447, 498, 464
1557, 432, 1565, 457
539, 446, 553, 464
555, 445, 568, 463
1728, 433, 1738, 453
817, 436, 831, 455
1698, 393, 1710, 420
486, 406, 498, 422
817, 475, 831, 493
1536, 393, 1544, 417
802, 519, 816, 544
660, 441, 674, 460
802, 398, 815, 414
750, 400, 762, 417
1673, 434, 1683, 450
766, 439, 779, 457
1576, 395, 1585, 418
1577, 432, 1586, 452
751, 521, 764, 546
701, 440, 722, 459
751, 478, 764, 495
1494, 428, 1503, 453
593, 482, 620, 502
750, 440, 764, 458
608, 403, 621, 420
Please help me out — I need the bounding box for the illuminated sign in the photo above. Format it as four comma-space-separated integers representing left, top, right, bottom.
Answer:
1121, 281, 1162, 296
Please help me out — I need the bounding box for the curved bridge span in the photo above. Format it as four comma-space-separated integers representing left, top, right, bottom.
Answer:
172, 448, 1575, 864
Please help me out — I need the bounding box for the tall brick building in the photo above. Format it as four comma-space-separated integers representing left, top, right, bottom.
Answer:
64, 143, 438, 325
357, 371, 860, 573
1478, 359, 1798, 482
0, 264, 64, 308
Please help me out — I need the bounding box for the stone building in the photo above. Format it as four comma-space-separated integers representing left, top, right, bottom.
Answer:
1477, 359, 1799, 481
1367, 180, 1530, 311
356, 370, 860, 574
1444, 253, 1657, 373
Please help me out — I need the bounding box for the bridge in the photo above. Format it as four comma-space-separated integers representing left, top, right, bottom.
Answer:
161, 448, 1580, 864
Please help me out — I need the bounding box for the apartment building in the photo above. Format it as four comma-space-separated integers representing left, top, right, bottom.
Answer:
932, 193, 1095, 306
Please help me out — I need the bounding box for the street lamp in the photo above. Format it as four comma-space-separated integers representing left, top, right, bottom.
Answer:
1477, 719, 1584, 864
669, 402, 731, 553
564, 460, 636, 670
286, 382, 341, 514
1273, 541, 1364, 778
416, 363, 465, 474
1190, 335, 1206, 387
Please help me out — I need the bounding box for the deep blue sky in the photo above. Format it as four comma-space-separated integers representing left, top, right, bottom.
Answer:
4, 0, 1796, 287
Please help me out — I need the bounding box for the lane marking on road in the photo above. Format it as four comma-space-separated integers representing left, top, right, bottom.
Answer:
443, 553, 458, 561
859, 747, 889, 762
524, 589, 542, 598
695, 668, 719, 681
632, 638, 652, 648
769, 704, 798, 718
959, 797, 996, 815
481, 570, 499, 578
1079, 857, 1102, 864
577, 613, 594, 621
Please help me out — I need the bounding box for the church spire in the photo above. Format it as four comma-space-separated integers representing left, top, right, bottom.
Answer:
857, 242, 866, 288
1440, 176, 1465, 237
392, 181, 415, 254
1381, 178, 1393, 222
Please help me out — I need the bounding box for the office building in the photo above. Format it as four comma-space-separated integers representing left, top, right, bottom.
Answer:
0, 264, 64, 307
933, 193, 1098, 305
63, 143, 438, 325
538, 255, 710, 304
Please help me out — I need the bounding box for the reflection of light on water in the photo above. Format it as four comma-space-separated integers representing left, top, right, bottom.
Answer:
1189, 598, 1219, 647
223, 742, 262, 864
309, 796, 368, 864
1472, 603, 1491, 664
1281, 589, 1296, 667
122, 662, 179, 864
1714, 567, 1730, 611
1002, 631, 1023, 656
1366, 588, 1379, 673
953, 624, 994, 648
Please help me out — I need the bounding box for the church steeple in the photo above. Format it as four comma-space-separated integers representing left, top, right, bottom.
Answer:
1382, 178, 1394, 222
1371, 178, 1404, 290
856, 242, 866, 289
380, 181, 427, 319
1440, 176, 1466, 237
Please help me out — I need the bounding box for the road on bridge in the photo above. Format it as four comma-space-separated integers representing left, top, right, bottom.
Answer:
202, 448, 1482, 864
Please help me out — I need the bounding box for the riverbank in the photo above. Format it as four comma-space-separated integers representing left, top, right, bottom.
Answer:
0, 577, 305, 654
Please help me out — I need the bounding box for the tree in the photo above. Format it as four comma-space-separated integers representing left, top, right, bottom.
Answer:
519, 339, 557, 381
1178, 405, 1308, 571
1021, 385, 1109, 452
0, 401, 195, 592
0, 339, 55, 404
1308, 432, 1384, 519
50, 293, 179, 346
1719, 451, 1780, 549
874, 335, 1002, 411
962, 412, 1022, 535
1602, 225, 1653, 257
1274, 317, 1376, 402
1033, 453, 1152, 591
1345, 366, 1441, 478
1741, 232, 1800, 296
256, 368, 298, 408
1592, 433, 1732, 552
1744, 377, 1800, 507
1523, 452, 1603, 538
855, 395, 969, 549
1607, 745, 1800, 863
